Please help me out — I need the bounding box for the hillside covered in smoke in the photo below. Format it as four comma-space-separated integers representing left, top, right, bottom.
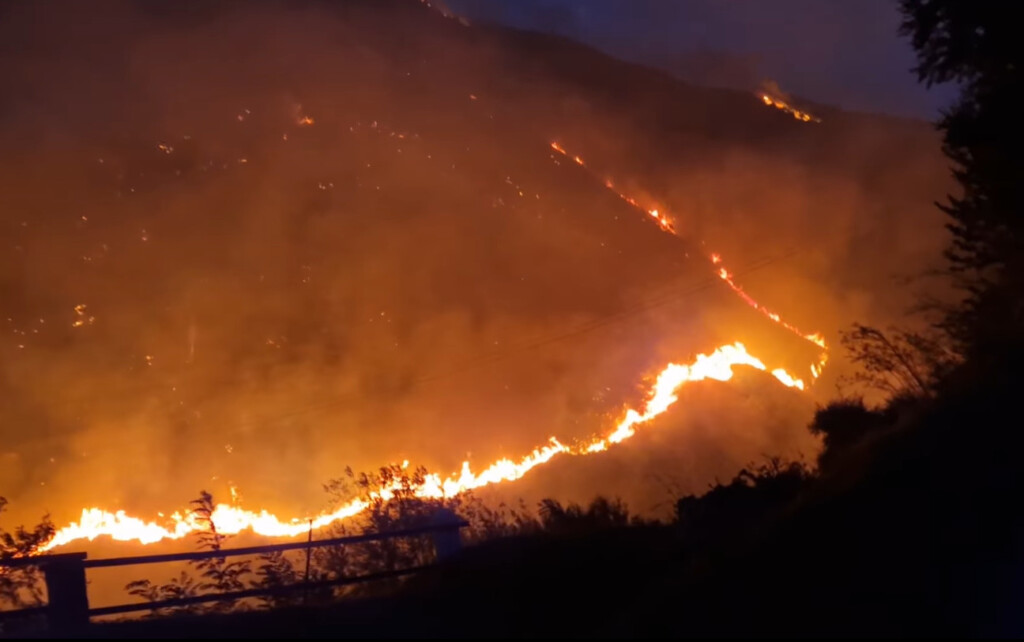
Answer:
0, 0, 949, 527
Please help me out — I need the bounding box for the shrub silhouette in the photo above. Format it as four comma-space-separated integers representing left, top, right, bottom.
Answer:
124, 490, 251, 616
675, 458, 811, 550
808, 399, 894, 473
536, 497, 635, 536
124, 571, 201, 618
253, 550, 302, 609
0, 497, 54, 612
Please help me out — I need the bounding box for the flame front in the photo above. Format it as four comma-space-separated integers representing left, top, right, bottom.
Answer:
549, 141, 828, 360
41, 343, 804, 551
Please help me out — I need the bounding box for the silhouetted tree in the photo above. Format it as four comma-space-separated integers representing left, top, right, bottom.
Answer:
0, 497, 54, 612
315, 465, 456, 596
839, 323, 957, 399
189, 491, 252, 605
900, 1, 1024, 361
124, 491, 251, 615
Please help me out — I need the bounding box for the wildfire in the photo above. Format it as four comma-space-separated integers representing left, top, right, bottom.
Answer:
711, 254, 827, 350
41, 342, 803, 551
34, 136, 830, 554
548, 141, 828, 359
759, 93, 820, 123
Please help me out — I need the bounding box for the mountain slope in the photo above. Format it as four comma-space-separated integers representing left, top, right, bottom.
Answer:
0, 0, 945, 527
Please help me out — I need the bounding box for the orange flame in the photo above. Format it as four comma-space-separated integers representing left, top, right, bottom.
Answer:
41, 343, 803, 551
758, 93, 820, 123
711, 254, 826, 350
549, 142, 828, 359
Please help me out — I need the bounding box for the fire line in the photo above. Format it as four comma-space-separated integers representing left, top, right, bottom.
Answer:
41, 342, 807, 550
548, 141, 828, 360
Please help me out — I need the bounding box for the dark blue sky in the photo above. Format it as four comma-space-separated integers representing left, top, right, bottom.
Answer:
445, 0, 957, 119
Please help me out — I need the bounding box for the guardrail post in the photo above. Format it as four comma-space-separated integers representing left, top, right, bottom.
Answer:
430, 510, 462, 562
40, 552, 89, 631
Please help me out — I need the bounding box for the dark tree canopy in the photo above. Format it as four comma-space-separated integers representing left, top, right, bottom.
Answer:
900, 1, 1024, 359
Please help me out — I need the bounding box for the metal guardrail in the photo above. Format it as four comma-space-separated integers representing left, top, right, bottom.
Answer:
0, 516, 467, 633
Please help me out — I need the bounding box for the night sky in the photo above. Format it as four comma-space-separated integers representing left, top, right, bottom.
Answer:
446, 0, 958, 119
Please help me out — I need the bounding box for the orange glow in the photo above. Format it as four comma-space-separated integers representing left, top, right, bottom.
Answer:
36, 139, 829, 554
548, 141, 828, 359
41, 343, 803, 551
713, 257, 828, 350
646, 208, 676, 233
71, 303, 94, 328
757, 93, 820, 123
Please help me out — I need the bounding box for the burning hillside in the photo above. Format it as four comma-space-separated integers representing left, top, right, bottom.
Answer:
0, 0, 948, 550
757, 81, 821, 123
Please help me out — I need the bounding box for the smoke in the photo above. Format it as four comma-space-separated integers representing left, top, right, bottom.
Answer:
0, 0, 949, 529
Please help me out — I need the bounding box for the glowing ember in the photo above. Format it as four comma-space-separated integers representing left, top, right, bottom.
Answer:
41, 342, 803, 551
71, 304, 94, 328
